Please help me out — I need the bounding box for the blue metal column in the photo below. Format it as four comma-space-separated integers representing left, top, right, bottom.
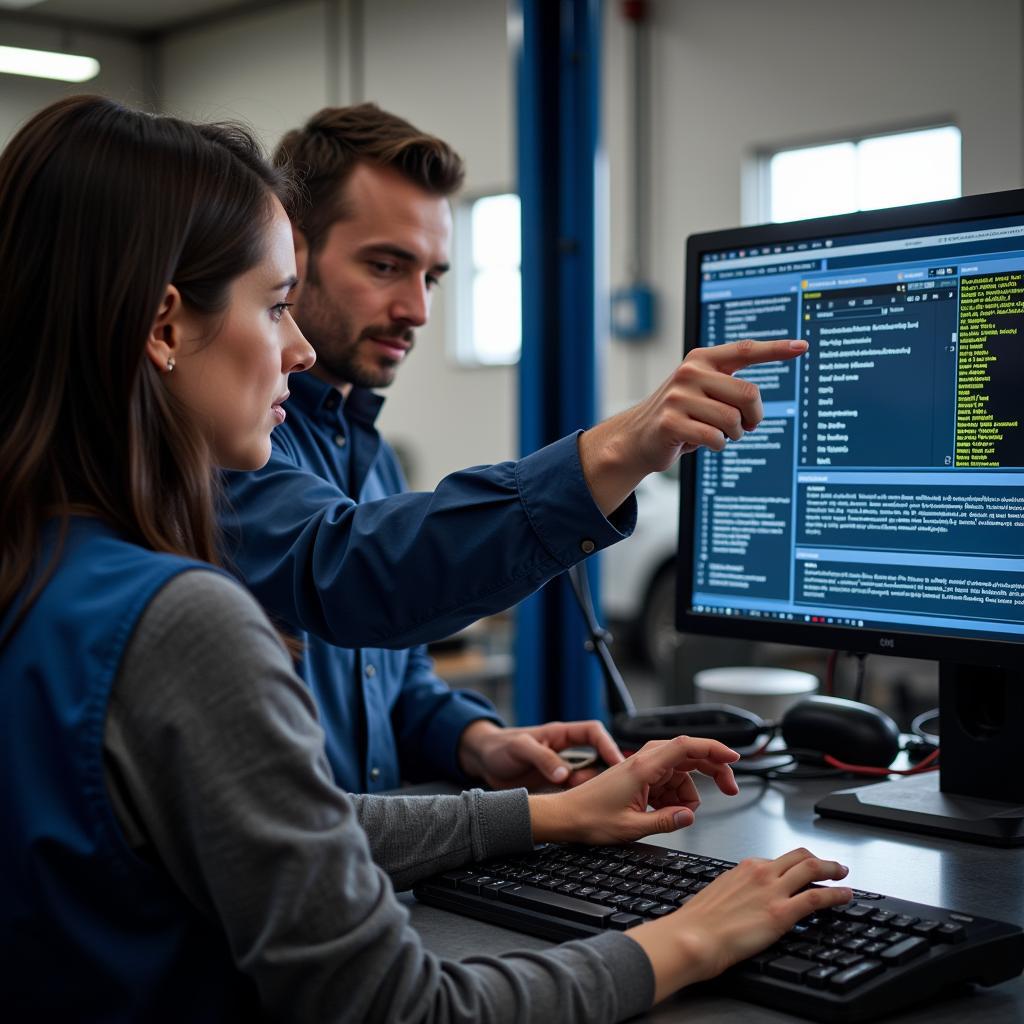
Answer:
514, 0, 606, 724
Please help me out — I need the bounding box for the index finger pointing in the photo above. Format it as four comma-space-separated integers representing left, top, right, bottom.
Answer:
696, 338, 808, 375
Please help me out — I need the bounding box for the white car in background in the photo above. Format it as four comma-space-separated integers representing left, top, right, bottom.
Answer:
599, 464, 680, 677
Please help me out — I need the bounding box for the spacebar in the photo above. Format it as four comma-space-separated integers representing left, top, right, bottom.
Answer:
493, 883, 615, 926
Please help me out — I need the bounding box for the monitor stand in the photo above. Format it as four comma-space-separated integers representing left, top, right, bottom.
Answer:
816, 662, 1024, 846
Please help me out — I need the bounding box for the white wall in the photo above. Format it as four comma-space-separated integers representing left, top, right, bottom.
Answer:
159, 0, 330, 147
0, 16, 149, 146
361, 0, 517, 485
603, 0, 1024, 410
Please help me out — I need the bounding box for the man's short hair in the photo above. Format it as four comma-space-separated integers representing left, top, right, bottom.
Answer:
275, 103, 465, 258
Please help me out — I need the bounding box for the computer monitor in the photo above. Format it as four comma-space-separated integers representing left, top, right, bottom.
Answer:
677, 188, 1024, 846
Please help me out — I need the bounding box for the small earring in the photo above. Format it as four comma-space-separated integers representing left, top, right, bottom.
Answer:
165, 356, 175, 373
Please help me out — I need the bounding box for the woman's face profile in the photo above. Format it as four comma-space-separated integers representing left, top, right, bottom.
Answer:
166, 198, 316, 469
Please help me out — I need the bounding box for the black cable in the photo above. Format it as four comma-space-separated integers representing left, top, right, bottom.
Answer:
566, 563, 636, 716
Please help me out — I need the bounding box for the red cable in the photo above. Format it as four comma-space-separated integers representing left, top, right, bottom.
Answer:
823, 747, 940, 776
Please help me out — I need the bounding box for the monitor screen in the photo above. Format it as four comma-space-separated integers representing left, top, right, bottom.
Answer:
677, 190, 1024, 666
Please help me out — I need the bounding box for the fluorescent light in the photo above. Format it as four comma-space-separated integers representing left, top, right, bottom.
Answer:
0, 45, 100, 83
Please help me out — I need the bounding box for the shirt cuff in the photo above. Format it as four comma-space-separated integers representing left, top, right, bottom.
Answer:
422, 697, 504, 785
515, 432, 638, 568
466, 787, 534, 861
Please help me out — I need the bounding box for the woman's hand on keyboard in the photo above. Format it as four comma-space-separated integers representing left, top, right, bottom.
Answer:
528, 735, 740, 845
629, 847, 852, 1003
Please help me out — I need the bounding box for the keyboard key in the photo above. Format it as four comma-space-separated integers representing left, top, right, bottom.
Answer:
881, 936, 929, 965
484, 880, 514, 896
869, 910, 895, 924
461, 874, 496, 894
836, 953, 863, 967
608, 913, 642, 930
844, 903, 874, 919
911, 920, 940, 939
766, 956, 817, 982
814, 949, 843, 964
937, 922, 967, 943
495, 883, 615, 926
828, 959, 884, 992
891, 915, 919, 930
784, 941, 818, 958
440, 870, 474, 889
805, 966, 838, 988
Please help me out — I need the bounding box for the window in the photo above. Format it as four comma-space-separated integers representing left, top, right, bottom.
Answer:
451, 193, 521, 366
758, 125, 962, 224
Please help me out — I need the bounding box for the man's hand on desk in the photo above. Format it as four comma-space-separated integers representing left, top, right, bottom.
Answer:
527, 735, 740, 845
457, 719, 624, 790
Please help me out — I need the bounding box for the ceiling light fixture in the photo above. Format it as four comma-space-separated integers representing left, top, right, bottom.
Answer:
0, 44, 100, 83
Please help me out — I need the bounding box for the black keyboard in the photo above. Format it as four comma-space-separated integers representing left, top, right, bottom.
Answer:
413, 841, 1024, 1023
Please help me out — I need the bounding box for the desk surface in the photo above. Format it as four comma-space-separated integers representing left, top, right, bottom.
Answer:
403, 774, 1024, 1022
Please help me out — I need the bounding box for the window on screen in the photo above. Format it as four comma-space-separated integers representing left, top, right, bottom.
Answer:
762, 125, 962, 224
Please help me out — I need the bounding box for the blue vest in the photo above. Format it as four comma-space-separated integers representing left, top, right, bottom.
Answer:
0, 520, 259, 1021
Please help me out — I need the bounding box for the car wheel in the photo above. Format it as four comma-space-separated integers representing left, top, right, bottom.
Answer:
641, 563, 677, 679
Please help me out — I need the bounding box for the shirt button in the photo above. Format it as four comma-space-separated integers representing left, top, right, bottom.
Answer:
369, 767, 381, 781
580, 539, 596, 554
334, 433, 347, 447
365, 664, 376, 678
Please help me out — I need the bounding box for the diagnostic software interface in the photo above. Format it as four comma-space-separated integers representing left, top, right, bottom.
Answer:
691, 214, 1024, 643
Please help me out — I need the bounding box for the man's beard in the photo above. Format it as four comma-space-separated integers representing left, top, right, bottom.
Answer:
297, 287, 414, 390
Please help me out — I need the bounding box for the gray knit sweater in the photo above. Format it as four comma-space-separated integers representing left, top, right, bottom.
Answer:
102, 569, 655, 1022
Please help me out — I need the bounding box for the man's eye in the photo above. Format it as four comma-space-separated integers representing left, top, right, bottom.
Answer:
426, 274, 442, 289
369, 260, 398, 275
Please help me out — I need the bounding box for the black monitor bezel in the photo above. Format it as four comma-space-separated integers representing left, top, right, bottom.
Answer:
676, 187, 1024, 669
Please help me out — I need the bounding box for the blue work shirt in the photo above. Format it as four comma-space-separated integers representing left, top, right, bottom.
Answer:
221, 372, 636, 792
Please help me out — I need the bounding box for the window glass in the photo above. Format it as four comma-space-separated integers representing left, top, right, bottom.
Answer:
453, 193, 522, 366
767, 126, 961, 223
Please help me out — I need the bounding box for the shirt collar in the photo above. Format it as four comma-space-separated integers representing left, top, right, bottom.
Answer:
286, 371, 385, 427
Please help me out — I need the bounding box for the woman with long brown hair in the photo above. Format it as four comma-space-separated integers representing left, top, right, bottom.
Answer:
0, 95, 850, 1022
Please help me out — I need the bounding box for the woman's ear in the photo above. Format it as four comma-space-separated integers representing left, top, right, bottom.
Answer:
144, 284, 185, 375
